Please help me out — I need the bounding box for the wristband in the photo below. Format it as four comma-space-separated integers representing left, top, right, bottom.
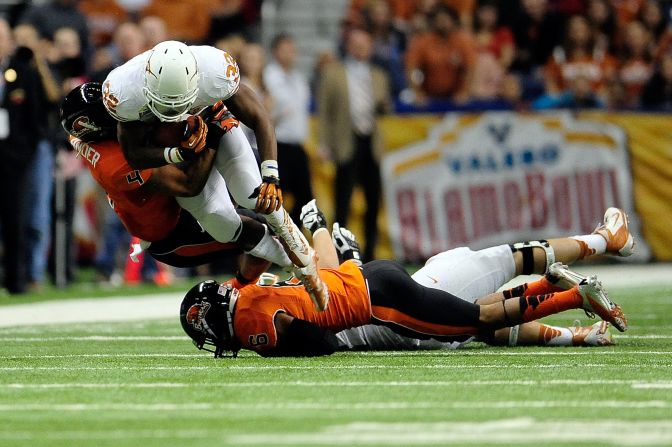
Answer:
260, 159, 279, 180
163, 147, 184, 164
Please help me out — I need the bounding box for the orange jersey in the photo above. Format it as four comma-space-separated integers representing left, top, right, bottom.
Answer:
69, 136, 180, 241
232, 261, 372, 353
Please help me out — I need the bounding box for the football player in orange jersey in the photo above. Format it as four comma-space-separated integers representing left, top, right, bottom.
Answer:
179, 202, 633, 357
61, 82, 293, 285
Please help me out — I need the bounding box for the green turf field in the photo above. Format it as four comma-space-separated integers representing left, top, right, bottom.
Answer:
0, 285, 670, 446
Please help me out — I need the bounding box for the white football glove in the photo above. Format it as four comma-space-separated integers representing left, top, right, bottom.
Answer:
331, 223, 362, 265
299, 199, 327, 233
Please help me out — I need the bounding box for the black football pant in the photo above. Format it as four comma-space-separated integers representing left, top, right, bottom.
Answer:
362, 260, 481, 342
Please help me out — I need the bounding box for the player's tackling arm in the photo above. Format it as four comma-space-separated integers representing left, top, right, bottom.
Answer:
118, 121, 169, 169
261, 312, 338, 357
145, 148, 216, 197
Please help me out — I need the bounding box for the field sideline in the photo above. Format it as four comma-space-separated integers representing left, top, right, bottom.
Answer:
0, 265, 670, 446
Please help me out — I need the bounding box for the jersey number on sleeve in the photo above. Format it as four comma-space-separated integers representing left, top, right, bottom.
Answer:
126, 170, 145, 185
248, 333, 268, 347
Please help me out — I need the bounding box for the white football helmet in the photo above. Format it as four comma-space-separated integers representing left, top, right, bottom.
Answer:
142, 41, 199, 122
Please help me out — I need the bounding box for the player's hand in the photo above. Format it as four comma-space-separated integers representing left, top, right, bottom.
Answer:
179, 115, 208, 156
249, 160, 283, 214
332, 222, 362, 265
300, 199, 327, 233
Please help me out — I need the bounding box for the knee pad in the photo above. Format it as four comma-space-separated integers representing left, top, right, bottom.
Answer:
508, 240, 555, 274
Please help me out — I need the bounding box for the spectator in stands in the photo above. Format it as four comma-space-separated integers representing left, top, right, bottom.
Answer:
510, 0, 564, 74
13, 24, 61, 293
53, 27, 87, 93
0, 18, 44, 294
318, 29, 391, 262
639, 0, 667, 42
214, 33, 246, 61
532, 75, 605, 110
18, 0, 90, 55
587, 0, 617, 55
616, 20, 653, 108
474, 1, 514, 69
363, 0, 407, 96
264, 33, 313, 225
543, 15, 617, 103
207, 0, 262, 43
140, 0, 210, 43
470, 0, 514, 100
641, 53, 672, 110
78, 0, 129, 48
89, 21, 145, 82
139, 15, 168, 49
405, 4, 477, 104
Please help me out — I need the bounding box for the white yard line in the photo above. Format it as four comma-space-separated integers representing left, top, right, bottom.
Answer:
1, 379, 671, 389
0, 363, 669, 371
1, 419, 670, 445
0, 264, 669, 328
0, 401, 669, 412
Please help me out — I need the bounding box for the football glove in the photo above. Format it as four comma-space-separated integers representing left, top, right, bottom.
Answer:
300, 199, 327, 233
179, 115, 208, 156
249, 160, 283, 214
331, 223, 362, 265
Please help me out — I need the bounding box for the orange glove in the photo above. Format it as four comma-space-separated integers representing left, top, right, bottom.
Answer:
249, 160, 283, 214
179, 115, 208, 155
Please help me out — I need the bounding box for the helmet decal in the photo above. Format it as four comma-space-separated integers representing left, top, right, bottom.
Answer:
71, 116, 101, 137
185, 301, 211, 333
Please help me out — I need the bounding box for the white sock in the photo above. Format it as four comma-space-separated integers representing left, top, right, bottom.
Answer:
539, 324, 573, 346
570, 234, 607, 257
246, 225, 292, 268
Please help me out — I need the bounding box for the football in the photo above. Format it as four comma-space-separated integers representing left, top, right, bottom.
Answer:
150, 120, 188, 147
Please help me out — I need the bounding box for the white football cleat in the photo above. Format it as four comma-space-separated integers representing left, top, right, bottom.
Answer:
293, 249, 329, 311
569, 320, 615, 346
546, 262, 587, 290
577, 275, 627, 332
592, 207, 635, 256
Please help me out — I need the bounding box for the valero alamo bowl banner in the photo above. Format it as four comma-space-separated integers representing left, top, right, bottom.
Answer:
382, 112, 650, 262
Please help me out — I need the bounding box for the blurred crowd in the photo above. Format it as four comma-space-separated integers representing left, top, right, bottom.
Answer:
0, 0, 671, 295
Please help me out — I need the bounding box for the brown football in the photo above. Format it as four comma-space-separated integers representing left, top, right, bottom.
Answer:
150, 121, 187, 147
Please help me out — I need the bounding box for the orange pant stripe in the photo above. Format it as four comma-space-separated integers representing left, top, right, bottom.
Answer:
371, 305, 479, 337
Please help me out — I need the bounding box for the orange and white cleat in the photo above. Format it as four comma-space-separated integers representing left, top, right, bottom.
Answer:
569, 320, 615, 346
577, 275, 628, 332
546, 262, 587, 290
293, 249, 330, 311
592, 207, 635, 256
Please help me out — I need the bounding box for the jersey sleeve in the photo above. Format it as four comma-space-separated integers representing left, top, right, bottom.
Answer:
235, 308, 279, 353
192, 46, 240, 103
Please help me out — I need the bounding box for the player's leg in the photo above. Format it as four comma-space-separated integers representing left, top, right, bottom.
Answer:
478, 276, 627, 332
490, 320, 614, 347
213, 127, 328, 309
175, 170, 291, 268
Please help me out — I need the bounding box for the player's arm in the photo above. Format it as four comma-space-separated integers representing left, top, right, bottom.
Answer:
144, 148, 216, 197
260, 313, 338, 357
118, 117, 222, 170
224, 84, 282, 214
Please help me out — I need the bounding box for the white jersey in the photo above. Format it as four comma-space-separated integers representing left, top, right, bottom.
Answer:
102, 45, 240, 122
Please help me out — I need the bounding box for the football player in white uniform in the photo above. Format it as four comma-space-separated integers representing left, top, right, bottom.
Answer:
102, 41, 328, 310
299, 200, 635, 350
